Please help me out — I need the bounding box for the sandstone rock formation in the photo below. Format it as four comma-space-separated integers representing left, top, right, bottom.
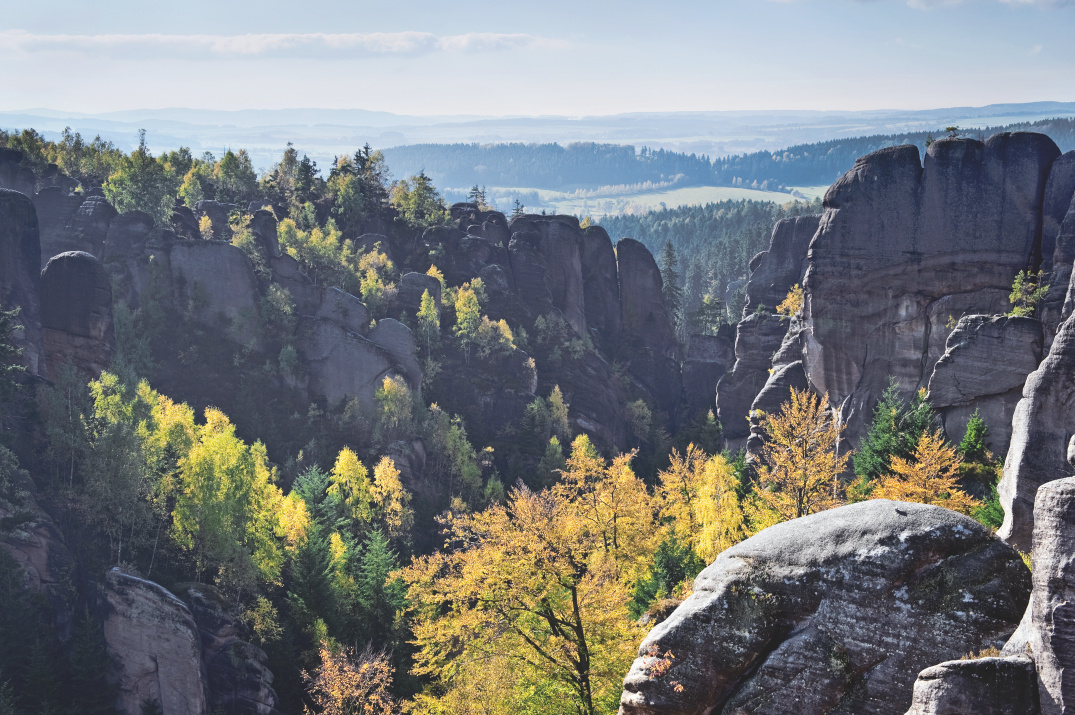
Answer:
102, 569, 209, 715
716, 215, 819, 448
0, 148, 36, 198
617, 237, 676, 357
1017, 476, 1075, 714
619, 500, 1030, 715
169, 240, 262, 345
40, 251, 115, 379
297, 317, 397, 408
0, 188, 43, 375
804, 135, 1059, 443
182, 584, 283, 715
904, 656, 1039, 715
998, 310, 1075, 550
927, 315, 1043, 457
681, 330, 735, 415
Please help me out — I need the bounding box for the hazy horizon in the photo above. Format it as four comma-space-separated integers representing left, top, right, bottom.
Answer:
2, 0, 1073, 118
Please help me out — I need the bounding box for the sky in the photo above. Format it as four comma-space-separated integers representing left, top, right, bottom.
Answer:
1, 0, 1072, 117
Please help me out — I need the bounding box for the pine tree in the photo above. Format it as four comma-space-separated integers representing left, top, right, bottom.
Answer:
659, 241, 683, 333
854, 380, 936, 483
66, 615, 120, 715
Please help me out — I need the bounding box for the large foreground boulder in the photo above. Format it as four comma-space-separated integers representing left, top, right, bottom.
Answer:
619, 500, 1030, 715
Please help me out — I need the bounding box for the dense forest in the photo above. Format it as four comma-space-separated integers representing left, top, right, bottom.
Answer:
601, 198, 824, 332
0, 125, 1017, 715
382, 117, 1075, 196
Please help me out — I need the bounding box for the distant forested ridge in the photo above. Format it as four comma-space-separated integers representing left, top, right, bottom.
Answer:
600, 197, 824, 327
384, 117, 1075, 195
382, 142, 714, 191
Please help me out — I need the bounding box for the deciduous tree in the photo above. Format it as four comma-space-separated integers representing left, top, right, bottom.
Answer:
874, 429, 981, 516
750, 388, 849, 528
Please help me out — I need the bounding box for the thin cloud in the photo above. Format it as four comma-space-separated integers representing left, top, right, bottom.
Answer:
0, 30, 562, 59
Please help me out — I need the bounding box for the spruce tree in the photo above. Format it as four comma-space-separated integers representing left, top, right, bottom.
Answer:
854, 379, 937, 483
659, 241, 684, 333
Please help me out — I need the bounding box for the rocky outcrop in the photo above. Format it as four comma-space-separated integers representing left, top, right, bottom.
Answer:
0, 148, 36, 198
169, 240, 262, 346
397, 271, 442, 314
803, 134, 1060, 444
998, 309, 1075, 550
0, 188, 43, 376
581, 225, 622, 339
102, 569, 209, 715
297, 318, 396, 409
745, 359, 809, 458
40, 251, 115, 379
681, 330, 735, 415
182, 584, 282, 715
1018, 477, 1075, 713
927, 315, 1043, 457
369, 318, 422, 391
316, 286, 369, 336
33, 186, 88, 266
716, 312, 788, 446
194, 200, 239, 241
619, 500, 1030, 715
248, 209, 280, 258
617, 238, 676, 357
904, 656, 1039, 715
715, 215, 819, 448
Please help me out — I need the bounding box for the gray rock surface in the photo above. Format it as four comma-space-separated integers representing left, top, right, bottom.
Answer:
904, 656, 1039, 715
927, 315, 1043, 457
0, 188, 43, 375
369, 318, 422, 391
102, 569, 209, 715
316, 286, 369, 336
803, 135, 1060, 444
0, 148, 36, 198
32, 186, 86, 267
297, 317, 396, 408
746, 359, 809, 459
182, 584, 283, 715
581, 225, 622, 338
397, 271, 442, 314
619, 500, 1030, 715
682, 331, 735, 415
998, 309, 1075, 550
715, 216, 818, 447
716, 312, 789, 446
169, 240, 261, 346
617, 238, 676, 357
40, 251, 115, 378
1022, 477, 1075, 714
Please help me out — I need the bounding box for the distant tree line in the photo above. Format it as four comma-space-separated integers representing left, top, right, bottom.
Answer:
380, 118, 1075, 196
601, 198, 823, 333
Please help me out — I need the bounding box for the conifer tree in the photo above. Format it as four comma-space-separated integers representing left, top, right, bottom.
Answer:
874, 430, 981, 516
659, 241, 683, 333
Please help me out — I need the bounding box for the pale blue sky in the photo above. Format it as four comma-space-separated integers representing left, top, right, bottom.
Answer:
1, 0, 1071, 116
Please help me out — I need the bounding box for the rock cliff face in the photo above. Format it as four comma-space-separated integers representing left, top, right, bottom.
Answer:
102, 569, 210, 715
716, 214, 820, 448
998, 310, 1075, 550
803, 134, 1060, 443
40, 251, 115, 379
926, 315, 1043, 457
618, 500, 1029, 715
0, 188, 43, 376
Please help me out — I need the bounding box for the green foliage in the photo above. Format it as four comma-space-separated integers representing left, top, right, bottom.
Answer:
453, 281, 483, 362
659, 241, 684, 335
213, 149, 258, 203
973, 484, 1005, 531
102, 130, 179, 226
0, 305, 23, 406
391, 171, 448, 230
416, 290, 440, 355
1009, 269, 1049, 318
687, 294, 725, 336
853, 379, 936, 482
629, 534, 704, 619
